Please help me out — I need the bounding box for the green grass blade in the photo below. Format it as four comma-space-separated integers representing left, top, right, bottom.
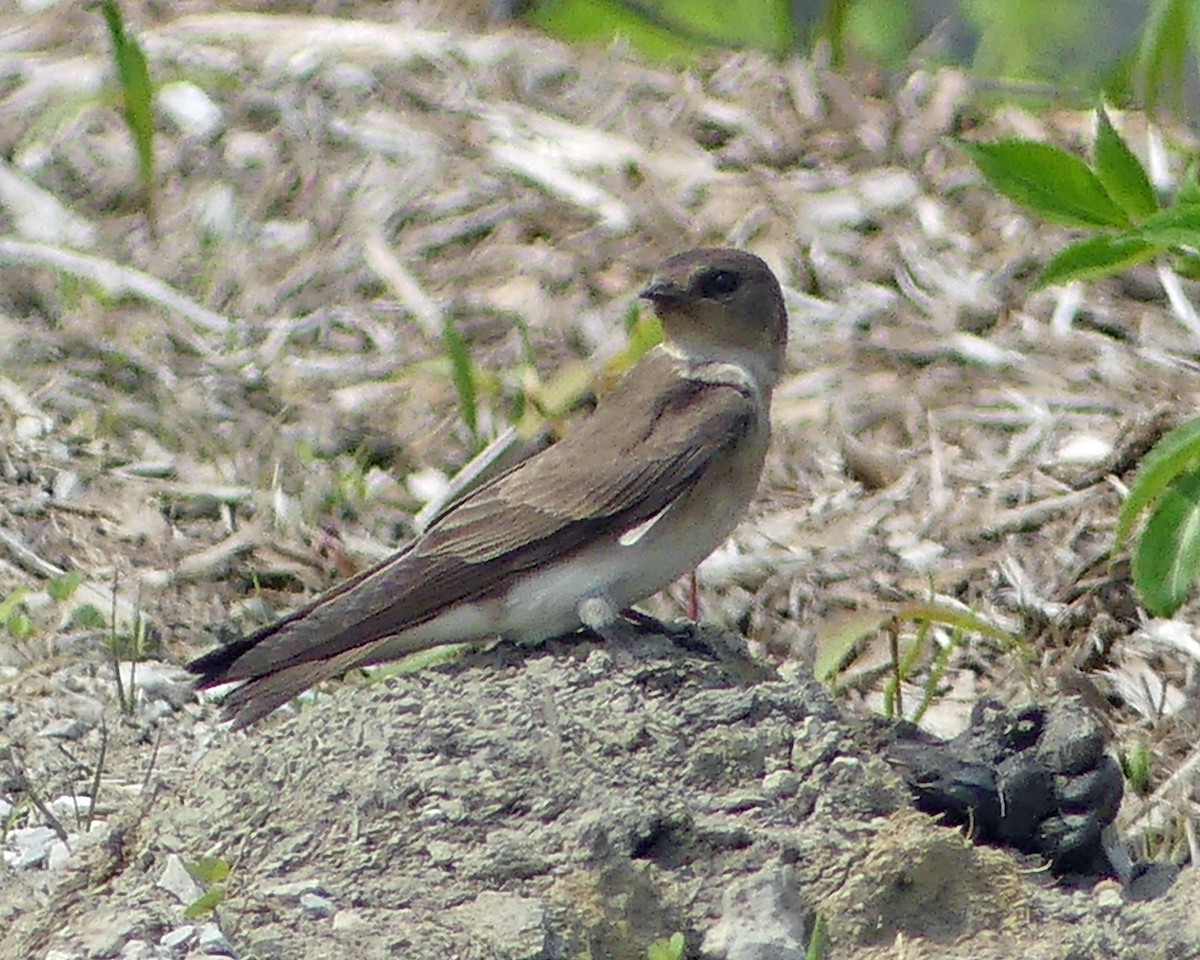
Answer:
895, 600, 1018, 644
1115, 417, 1200, 548
1094, 106, 1158, 220
1135, 0, 1191, 115
962, 140, 1131, 228
1036, 235, 1159, 288
441, 317, 479, 445
532, 0, 795, 60
1132, 468, 1200, 616
813, 610, 891, 683
100, 0, 155, 223
183, 886, 225, 920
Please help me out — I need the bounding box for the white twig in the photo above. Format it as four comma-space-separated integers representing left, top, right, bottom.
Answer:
0, 238, 235, 338
1156, 262, 1200, 343
1049, 281, 1082, 337
0, 376, 53, 439
362, 232, 443, 339
489, 144, 634, 234
0, 526, 64, 580
0, 162, 96, 248
1146, 125, 1172, 192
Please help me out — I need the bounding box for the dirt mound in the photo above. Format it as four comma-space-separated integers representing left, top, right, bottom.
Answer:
6, 633, 1197, 960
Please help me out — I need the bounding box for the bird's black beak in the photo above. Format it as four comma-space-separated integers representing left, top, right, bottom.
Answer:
639, 277, 685, 304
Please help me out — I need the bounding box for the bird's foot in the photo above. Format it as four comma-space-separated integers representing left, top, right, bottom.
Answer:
620, 608, 723, 658
575, 597, 712, 656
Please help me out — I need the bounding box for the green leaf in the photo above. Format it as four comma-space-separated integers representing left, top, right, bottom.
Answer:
1132, 468, 1200, 616
646, 932, 685, 960
1036, 235, 1159, 288
1175, 163, 1200, 207
441, 317, 478, 444
100, 0, 155, 219
1093, 107, 1158, 220
183, 886, 225, 920
1115, 417, 1200, 548
532, 0, 796, 61
1122, 741, 1152, 794
625, 308, 664, 361
188, 856, 232, 883
894, 601, 1018, 644
962, 140, 1131, 228
1173, 252, 1200, 280
0, 589, 29, 625
48, 570, 85, 602
806, 912, 829, 960
68, 603, 108, 630
1135, 0, 1191, 115
6, 611, 33, 642
813, 610, 890, 683
1127, 204, 1200, 250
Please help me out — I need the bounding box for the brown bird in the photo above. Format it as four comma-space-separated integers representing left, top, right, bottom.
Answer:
188, 248, 789, 727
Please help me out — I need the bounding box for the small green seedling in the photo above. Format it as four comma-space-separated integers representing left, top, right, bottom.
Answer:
646, 931, 685, 960
184, 856, 232, 919
814, 601, 1017, 721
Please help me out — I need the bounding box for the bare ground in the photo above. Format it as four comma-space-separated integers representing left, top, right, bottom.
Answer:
2, 3, 1200, 958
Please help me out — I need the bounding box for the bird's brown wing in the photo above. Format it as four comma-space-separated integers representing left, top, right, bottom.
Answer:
189, 351, 756, 685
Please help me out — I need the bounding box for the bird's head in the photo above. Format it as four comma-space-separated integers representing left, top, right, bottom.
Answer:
640, 248, 788, 389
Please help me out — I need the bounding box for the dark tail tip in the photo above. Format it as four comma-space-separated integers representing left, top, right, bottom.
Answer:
186, 634, 259, 689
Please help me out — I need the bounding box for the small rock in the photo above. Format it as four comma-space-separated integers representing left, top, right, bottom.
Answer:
1095, 884, 1123, 910
159, 925, 195, 952
426, 840, 456, 866
48, 795, 93, 819
452, 891, 549, 960
157, 853, 204, 906
702, 864, 811, 960
761, 770, 798, 800
223, 131, 278, 170
118, 661, 192, 705
157, 82, 223, 140
51, 469, 82, 501
42, 951, 84, 960
3, 825, 59, 869
118, 940, 157, 959
299, 892, 336, 919
38, 717, 90, 740
419, 804, 448, 825
21, 0, 66, 10
73, 909, 138, 958
331, 909, 368, 932
196, 922, 236, 957
262, 878, 328, 899
141, 700, 175, 724
322, 63, 376, 95
197, 184, 239, 240
582, 649, 614, 677
47, 837, 74, 870
406, 466, 449, 505
1053, 433, 1113, 467
260, 220, 315, 255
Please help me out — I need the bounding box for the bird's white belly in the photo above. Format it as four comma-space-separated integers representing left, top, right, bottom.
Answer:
502, 427, 766, 642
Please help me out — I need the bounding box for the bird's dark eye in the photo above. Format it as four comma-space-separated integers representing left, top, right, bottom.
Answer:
697, 269, 741, 299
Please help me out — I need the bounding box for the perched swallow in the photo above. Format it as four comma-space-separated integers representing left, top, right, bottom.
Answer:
188, 248, 789, 726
